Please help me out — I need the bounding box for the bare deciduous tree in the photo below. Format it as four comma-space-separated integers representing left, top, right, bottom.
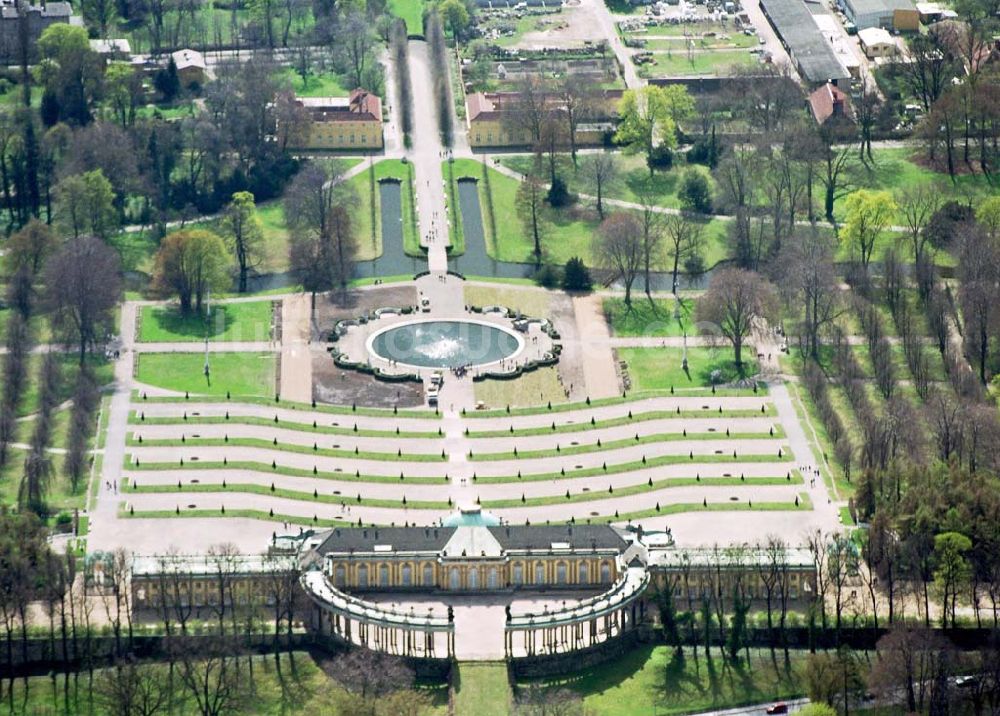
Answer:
696, 268, 778, 368
594, 213, 644, 308
44, 235, 122, 365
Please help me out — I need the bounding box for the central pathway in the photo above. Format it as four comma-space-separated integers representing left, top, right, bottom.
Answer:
407, 40, 450, 273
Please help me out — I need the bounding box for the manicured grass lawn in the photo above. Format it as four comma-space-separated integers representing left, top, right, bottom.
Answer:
275, 67, 349, 97
136, 352, 276, 398
454, 662, 510, 716
452, 157, 601, 265
464, 284, 552, 317
474, 366, 566, 409
604, 296, 693, 337
619, 346, 759, 391
138, 301, 274, 343
522, 646, 808, 716
639, 49, 758, 77
6, 651, 448, 716
389, 0, 425, 33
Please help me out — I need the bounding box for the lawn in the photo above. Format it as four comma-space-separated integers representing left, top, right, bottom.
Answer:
639, 49, 758, 77
454, 662, 510, 716
5, 650, 448, 716
522, 646, 808, 716
452, 158, 602, 265
274, 67, 349, 97
138, 300, 274, 343
135, 352, 276, 398
604, 296, 693, 337
474, 366, 566, 409
618, 346, 759, 390
389, 0, 425, 34
464, 284, 552, 317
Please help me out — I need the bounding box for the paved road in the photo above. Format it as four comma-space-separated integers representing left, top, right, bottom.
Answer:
408, 41, 450, 272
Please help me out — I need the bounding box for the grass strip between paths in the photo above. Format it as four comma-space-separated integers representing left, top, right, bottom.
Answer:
127, 436, 445, 462
467, 408, 778, 437
134, 393, 441, 419
129, 415, 439, 438
469, 432, 786, 461
127, 473, 802, 511
465, 388, 769, 417
128, 481, 451, 510
120, 493, 813, 527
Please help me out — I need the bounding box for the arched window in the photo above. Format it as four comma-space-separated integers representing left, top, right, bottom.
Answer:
358, 565, 369, 588
600, 562, 611, 583
334, 565, 346, 587
513, 563, 523, 585
401, 564, 412, 586
578, 563, 589, 584
535, 563, 545, 585
556, 562, 567, 585
379, 564, 389, 586
449, 568, 460, 590
423, 563, 434, 586
468, 568, 479, 590
488, 568, 499, 590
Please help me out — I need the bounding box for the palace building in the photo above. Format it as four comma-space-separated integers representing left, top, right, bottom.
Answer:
301, 507, 626, 592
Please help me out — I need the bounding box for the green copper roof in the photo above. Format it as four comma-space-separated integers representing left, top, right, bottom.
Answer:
442, 506, 500, 528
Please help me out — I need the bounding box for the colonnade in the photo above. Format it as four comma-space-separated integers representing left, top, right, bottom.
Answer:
503, 567, 649, 658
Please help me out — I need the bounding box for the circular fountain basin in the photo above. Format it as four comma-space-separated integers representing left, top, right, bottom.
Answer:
367, 319, 525, 369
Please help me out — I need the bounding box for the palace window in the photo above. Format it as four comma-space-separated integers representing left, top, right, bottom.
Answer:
535, 563, 545, 585
449, 568, 460, 590
513, 563, 524, 585
556, 563, 567, 585
379, 564, 389, 586
358, 565, 369, 588
334, 565, 346, 587
579, 563, 589, 584
401, 565, 412, 586
423, 563, 434, 586
468, 568, 479, 590
488, 568, 499, 590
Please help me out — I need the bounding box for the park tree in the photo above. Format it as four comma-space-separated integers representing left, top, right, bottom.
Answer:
615, 85, 693, 174
933, 531, 971, 628
6, 219, 57, 275
594, 213, 644, 308
562, 257, 592, 292
55, 169, 118, 240
957, 223, 1000, 384
516, 162, 548, 260
634, 178, 665, 300
438, 0, 470, 40
779, 226, 840, 359
897, 183, 942, 266
504, 73, 550, 149
95, 658, 171, 716
662, 213, 704, 294
221, 191, 264, 293
248, 0, 278, 47
19, 352, 60, 516
285, 160, 358, 300
696, 268, 778, 369
559, 78, 596, 163
44, 235, 121, 365
842, 190, 897, 270
677, 168, 713, 214
580, 152, 618, 219
152, 230, 231, 316
104, 62, 144, 130
36, 24, 101, 126
337, 12, 377, 90
893, 32, 953, 113
80, 0, 119, 38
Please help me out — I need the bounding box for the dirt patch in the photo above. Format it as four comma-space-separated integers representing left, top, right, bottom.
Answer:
312, 285, 419, 333
310, 285, 423, 408
311, 350, 425, 408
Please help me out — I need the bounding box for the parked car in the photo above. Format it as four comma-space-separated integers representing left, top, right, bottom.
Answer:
766, 704, 789, 715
